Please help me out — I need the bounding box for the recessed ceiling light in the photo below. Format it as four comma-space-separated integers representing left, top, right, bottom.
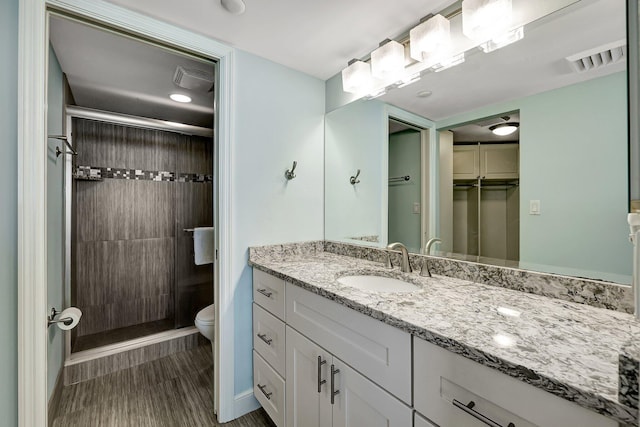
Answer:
170, 93, 192, 103
221, 0, 246, 14
416, 90, 432, 98
490, 122, 519, 136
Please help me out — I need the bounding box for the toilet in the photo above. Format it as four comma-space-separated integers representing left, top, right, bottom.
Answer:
195, 304, 215, 342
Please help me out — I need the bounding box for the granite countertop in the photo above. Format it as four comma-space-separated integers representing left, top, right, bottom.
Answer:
249, 247, 640, 425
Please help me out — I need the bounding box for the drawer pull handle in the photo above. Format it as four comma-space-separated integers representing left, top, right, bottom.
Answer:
257, 288, 273, 298
317, 356, 326, 393
257, 333, 273, 345
257, 383, 272, 400
330, 364, 340, 404
452, 399, 515, 427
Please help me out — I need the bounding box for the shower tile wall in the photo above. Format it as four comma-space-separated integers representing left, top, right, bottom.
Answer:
72, 118, 213, 347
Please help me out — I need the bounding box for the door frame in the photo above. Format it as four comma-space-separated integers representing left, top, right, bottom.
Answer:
17, 0, 237, 425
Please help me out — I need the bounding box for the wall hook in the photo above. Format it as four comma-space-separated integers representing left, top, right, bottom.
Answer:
350, 169, 361, 185
285, 161, 297, 180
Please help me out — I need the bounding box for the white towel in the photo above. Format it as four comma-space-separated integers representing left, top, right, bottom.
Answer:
193, 227, 214, 265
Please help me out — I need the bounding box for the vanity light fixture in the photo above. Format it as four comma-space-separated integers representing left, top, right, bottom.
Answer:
341, 59, 373, 95
462, 0, 513, 44
490, 122, 519, 136
169, 93, 192, 103
410, 14, 452, 67
370, 39, 406, 83
479, 26, 524, 53
432, 53, 466, 72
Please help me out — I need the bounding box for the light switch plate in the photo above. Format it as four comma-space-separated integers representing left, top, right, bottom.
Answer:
413, 202, 421, 214
529, 200, 541, 215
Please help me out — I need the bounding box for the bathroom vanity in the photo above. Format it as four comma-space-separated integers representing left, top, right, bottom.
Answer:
249, 241, 639, 427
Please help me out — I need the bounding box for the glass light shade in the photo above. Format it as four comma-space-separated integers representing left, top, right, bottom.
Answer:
462, 0, 512, 43
409, 14, 451, 66
169, 93, 192, 103
479, 26, 524, 53
341, 60, 373, 94
370, 40, 406, 82
491, 123, 519, 136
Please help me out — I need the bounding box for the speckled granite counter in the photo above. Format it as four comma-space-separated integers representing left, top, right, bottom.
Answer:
249, 242, 640, 425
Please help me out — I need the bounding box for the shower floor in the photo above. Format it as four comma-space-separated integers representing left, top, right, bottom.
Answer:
72, 318, 176, 353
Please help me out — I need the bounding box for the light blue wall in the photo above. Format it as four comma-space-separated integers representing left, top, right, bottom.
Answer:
438, 72, 630, 283
47, 46, 65, 399
388, 130, 422, 252
325, 72, 359, 114
325, 100, 387, 244
0, 0, 18, 425
232, 50, 325, 395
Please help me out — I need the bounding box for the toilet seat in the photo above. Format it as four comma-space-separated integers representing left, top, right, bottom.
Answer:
196, 304, 215, 325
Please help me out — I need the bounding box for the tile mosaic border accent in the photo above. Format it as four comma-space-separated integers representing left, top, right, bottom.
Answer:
74, 166, 213, 183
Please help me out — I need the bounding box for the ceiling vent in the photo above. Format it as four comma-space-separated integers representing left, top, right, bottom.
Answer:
566, 40, 626, 73
173, 66, 214, 91
475, 115, 510, 128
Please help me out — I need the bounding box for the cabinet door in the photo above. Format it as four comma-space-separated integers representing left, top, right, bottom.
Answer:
480, 144, 519, 179
331, 358, 412, 427
452, 145, 480, 180
286, 327, 332, 427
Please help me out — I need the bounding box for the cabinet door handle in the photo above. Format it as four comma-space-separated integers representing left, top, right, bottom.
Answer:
317, 356, 326, 393
257, 383, 272, 400
257, 333, 272, 345
257, 288, 273, 298
452, 399, 514, 427
330, 364, 340, 404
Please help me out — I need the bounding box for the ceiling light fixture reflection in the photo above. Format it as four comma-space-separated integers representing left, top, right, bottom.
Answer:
169, 93, 192, 103
490, 122, 519, 136
480, 26, 524, 53
410, 14, 451, 67
371, 39, 406, 83
497, 306, 521, 317
493, 333, 516, 347
462, 0, 513, 43
341, 59, 373, 95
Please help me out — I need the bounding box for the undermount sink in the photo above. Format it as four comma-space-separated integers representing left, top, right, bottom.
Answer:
337, 275, 420, 293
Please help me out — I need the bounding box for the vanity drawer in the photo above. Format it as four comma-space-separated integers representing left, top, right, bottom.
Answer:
253, 303, 286, 377
253, 350, 285, 427
413, 338, 617, 427
253, 269, 285, 320
286, 283, 411, 404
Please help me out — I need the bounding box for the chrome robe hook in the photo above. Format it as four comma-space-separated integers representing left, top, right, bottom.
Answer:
285, 161, 297, 180
350, 169, 361, 185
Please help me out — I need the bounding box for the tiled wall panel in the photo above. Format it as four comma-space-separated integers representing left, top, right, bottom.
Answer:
72, 118, 213, 340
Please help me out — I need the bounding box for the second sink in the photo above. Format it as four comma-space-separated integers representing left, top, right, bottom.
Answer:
337, 275, 420, 293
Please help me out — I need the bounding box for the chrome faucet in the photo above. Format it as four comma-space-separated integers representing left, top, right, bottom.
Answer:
386, 242, 411, 273
420, 237, 442, 277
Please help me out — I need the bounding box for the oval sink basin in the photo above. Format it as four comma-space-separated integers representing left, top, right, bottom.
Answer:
337, 275, 419, 293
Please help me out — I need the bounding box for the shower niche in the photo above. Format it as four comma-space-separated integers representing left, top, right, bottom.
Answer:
70, 116, 214, 353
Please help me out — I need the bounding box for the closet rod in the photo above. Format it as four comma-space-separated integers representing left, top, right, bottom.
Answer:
389, 175, 410, 183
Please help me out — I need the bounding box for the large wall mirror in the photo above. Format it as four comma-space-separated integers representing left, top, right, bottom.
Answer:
325, 0, 632, 284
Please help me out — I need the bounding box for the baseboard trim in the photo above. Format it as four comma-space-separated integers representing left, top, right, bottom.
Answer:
233, 388, 260, 419
48, 367, 64, 426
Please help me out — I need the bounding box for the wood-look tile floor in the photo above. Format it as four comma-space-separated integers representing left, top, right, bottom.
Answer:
53, 345, 275, 427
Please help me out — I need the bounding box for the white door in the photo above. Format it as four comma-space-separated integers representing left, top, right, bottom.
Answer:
331, 358, 412, 427
286, 327, 332, 427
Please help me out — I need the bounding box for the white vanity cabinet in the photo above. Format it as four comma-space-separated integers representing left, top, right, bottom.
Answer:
413, 338, 617, 427
286, 326, 412, 427
252, 269, 287, 426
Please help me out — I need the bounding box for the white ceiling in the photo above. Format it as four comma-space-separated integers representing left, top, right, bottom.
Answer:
106, 0, 455, 80
49, 15, 216, 127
